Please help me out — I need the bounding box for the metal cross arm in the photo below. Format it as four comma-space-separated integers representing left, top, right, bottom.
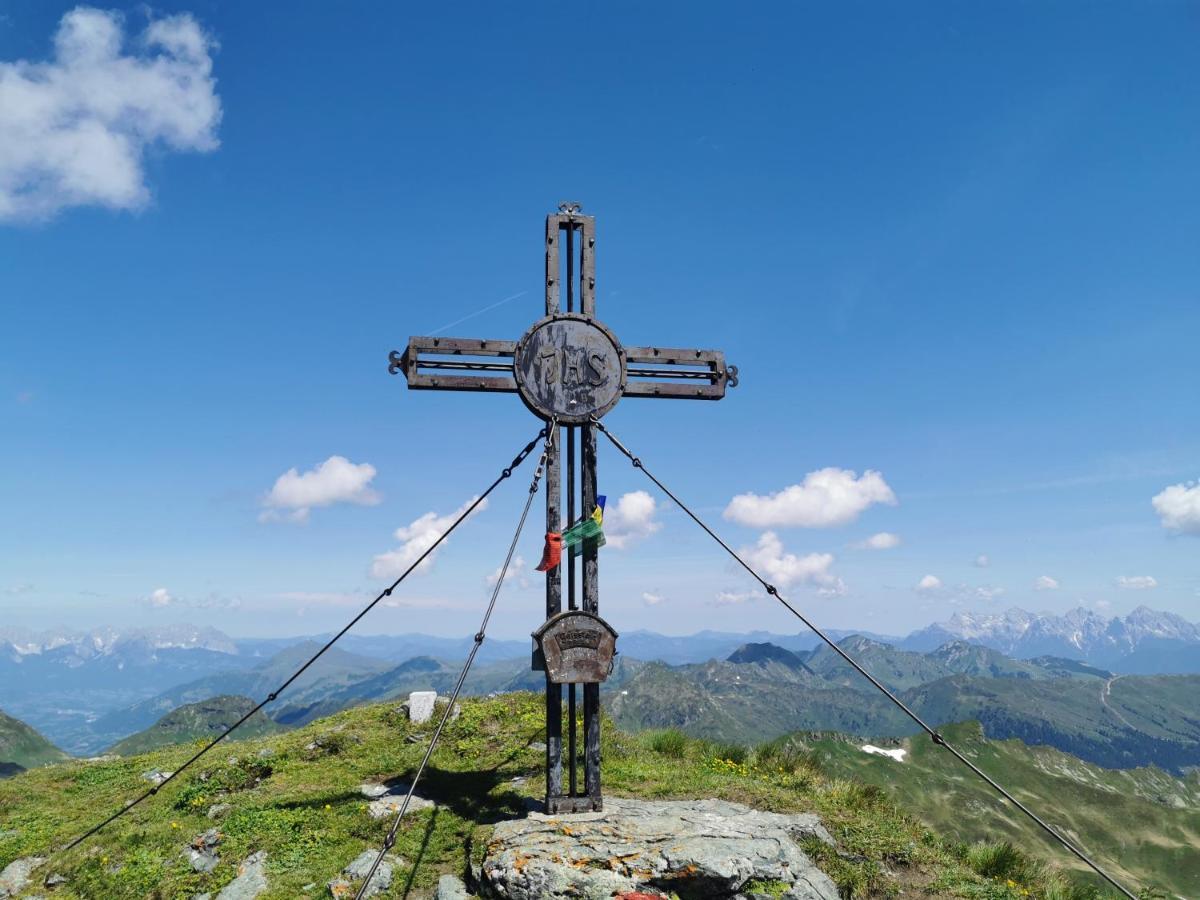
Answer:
391, 338, 739, 402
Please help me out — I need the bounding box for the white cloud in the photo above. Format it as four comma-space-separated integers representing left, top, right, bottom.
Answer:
485, 555, 530, 590
371, 497, 486, 580
148, 587, 174, 607
642, 591, 665, 606
916, 574, 942, 592
0, 7, 221, 222
381, 595, 469, 611
970, 586, 1005, 602
274, 591, 364, 607
724, 468, 896, 529
260, 455, 380, 523
1034, 575, 1060, 591
853, 532, 901, 550
1116, 575, 1158, 591
605, 491, 662, 549
973, 554, 991, 568
714, 590, 755, 606
1152, 481, 1200, 534
740, 532, 845, 595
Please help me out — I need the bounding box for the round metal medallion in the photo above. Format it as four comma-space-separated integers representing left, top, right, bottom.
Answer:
513, 314, 626, 424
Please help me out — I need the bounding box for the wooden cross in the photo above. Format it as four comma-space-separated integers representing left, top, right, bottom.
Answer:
390, 203, 738, 813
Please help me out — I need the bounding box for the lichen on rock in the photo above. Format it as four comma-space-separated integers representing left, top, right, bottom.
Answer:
480, 798, 838, 900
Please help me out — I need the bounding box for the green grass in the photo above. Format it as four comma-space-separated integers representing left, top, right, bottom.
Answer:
771, 722, 1194, 898
0, 694, 1139, 899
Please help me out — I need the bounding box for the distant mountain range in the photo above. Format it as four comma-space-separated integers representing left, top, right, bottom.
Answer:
3, 604, 1197, 757
609, 636, 1200, 773
901, 605, 1200, 672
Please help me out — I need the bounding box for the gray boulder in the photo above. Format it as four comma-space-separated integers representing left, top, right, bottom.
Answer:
436, 873, 473, 899
480, 798, 838, 900
328, 850, 400, 898
0, 857, 44, 898
185, 827, 222, 873
359, 782, 436, 819
216, 851, 268, 900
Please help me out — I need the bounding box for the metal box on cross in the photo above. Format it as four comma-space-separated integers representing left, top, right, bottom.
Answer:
391, 202, 737, 813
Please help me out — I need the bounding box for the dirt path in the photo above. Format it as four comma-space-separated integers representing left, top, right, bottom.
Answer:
1100, 675, 1136, 729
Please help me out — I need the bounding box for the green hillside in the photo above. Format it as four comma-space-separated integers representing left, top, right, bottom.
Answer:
608, 657, 914, 742
610, 642, 1200, 772
779, 721, 1200, 897
0, 694, 1127, 899
0, 709, 68, 777
107, 695, 284, 757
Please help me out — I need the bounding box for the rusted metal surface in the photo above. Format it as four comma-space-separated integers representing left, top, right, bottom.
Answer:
534, 610, 618, 684
513, 314, 626, 423
395, 338, 518, 394
623, 345, 738, 398
544, 423, 563, 802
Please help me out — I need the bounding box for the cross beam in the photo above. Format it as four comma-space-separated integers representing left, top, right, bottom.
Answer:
391, 339, 738, 400
389, 204, 737, 813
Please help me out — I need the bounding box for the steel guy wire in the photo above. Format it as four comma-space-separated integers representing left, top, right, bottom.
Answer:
591, 415, 1139, 900
56, 425, 549, 858
354, 429, 553, 899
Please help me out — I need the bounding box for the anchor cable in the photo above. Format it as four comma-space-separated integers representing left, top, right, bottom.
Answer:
591, 416, 1138, 900
354, 429, 553, 899
57, 425, 550, 857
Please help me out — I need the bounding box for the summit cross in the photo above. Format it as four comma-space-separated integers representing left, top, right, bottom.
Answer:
390, 202, 738, 813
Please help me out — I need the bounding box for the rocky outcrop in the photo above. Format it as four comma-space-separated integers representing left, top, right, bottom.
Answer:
0, 857, 44, 898
436, 873, 473, 900
479, 798, 838, 900
185, 827, 223, 873
327, 850, 401, 899
215, 851, 268, 900
360, 781, 436, 819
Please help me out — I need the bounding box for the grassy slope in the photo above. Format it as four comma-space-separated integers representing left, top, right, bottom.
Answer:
0, 710, 68, 775
0, 694, 1140, 900
785, 721, 1198, 897
107, 696, 285, 757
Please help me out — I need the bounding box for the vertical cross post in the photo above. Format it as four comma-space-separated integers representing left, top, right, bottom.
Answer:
542, 205, 602, 813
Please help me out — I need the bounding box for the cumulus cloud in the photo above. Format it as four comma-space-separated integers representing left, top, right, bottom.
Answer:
485, 555, 530, 590
1152, 481, 1200, 534
1116, 575, 1158, 591
1034, 575, 1060, 591
970, 586, 1005, 602
740, 532, 844, 595
724, 468, 896, 529
260, 455, 380, 523
0, 7, 221, 222
148, 587, 174, 607
605, 491, 662, 549
916, 574, 942, 592
642, 591, 665, 606
973, 554, 991, 568
714, 590, 755, 606
371, 497, 486, 580
853, 532, 901, 550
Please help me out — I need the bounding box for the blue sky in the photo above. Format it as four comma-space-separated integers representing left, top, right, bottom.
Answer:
2, 2, 1197, 638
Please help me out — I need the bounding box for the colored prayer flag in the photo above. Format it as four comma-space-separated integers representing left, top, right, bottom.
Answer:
535, 532, 562, 572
